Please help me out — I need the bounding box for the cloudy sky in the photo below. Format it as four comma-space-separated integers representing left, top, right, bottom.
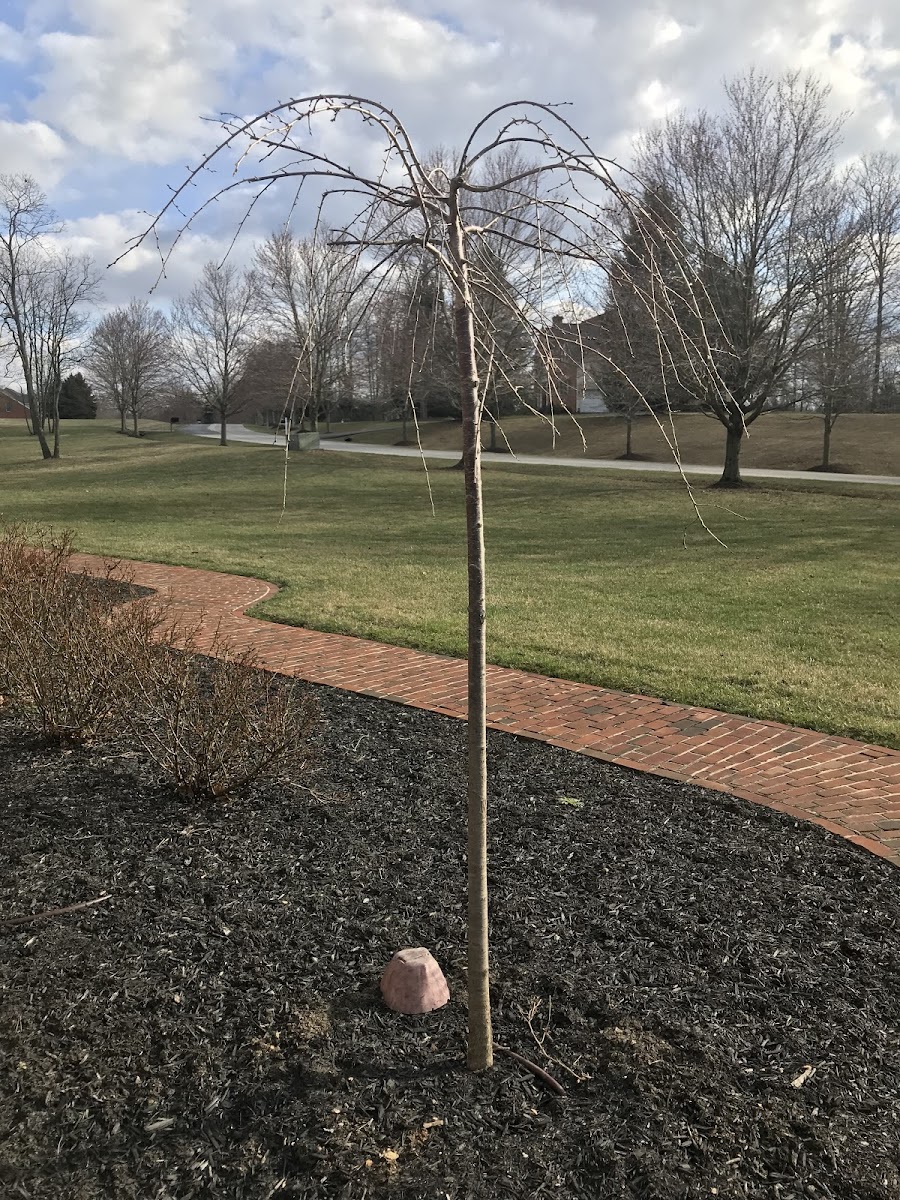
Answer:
1, 0, 898, 309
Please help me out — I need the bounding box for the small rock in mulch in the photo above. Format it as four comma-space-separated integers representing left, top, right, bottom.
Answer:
0, 675, 898, 1199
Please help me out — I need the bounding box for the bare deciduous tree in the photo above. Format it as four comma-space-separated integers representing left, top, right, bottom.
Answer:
805, 185, 872, 469
123, 94, 715, 1074
85, 299, 171, 435
171, 262, 257, 445
638, 71, 843, 486
0, 174, 99, 459
851, 153, 900, 409
254, 229, 360, 431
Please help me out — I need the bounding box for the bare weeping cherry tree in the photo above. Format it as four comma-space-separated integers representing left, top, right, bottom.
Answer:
122, 95, 717, 1072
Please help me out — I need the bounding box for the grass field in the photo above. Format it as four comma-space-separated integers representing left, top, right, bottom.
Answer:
2, 419, 898, 747
354, 411, 900, 476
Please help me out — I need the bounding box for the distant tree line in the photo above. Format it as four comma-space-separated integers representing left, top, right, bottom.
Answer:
1, 69, 898, 478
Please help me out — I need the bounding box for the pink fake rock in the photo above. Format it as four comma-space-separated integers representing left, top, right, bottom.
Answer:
380, 948, 450, 1015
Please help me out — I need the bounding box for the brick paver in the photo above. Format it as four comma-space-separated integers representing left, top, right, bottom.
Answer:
72, 553, 900, 868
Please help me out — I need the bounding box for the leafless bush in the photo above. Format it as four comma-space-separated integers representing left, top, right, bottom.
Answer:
0, 524, 164, 742
123, 629, 320, 800
0, 523, 320, 801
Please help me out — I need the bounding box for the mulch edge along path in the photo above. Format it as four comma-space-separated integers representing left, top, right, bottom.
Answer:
69, 553, 900, 868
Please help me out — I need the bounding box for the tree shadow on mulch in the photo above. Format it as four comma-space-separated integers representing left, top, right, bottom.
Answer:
1, 676, 898, 1199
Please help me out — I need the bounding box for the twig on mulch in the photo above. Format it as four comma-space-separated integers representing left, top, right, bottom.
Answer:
494, 1044, 565, 1096
522, 996, 592, 1084
0, 894, 112, 929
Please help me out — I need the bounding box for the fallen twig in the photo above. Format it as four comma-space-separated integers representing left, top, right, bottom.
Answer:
0, 893, 112, 929
494, 1043, 565, 1096
522, 996, 591, 1083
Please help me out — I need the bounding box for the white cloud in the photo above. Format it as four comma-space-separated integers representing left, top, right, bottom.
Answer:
31, 0, 231, 161
0, 21, 28, 62
0, 0, 894, 272
0, 118, 69, 185
653, 16, 684, 46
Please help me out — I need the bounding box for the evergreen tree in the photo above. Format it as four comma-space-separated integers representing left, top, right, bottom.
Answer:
57, 372, 97, 419
601, 186, 698, 454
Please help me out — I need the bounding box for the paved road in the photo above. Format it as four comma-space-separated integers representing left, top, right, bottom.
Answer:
182, 424, 900, 487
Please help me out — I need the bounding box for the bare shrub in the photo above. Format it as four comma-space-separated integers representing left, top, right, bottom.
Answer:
0, 524, 319, 801
123, 629, 320, 800
0, 524, 164, 742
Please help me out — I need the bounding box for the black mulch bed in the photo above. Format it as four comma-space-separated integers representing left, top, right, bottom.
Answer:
1, 675, 899, 1200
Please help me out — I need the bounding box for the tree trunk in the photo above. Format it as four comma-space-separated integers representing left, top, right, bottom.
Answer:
822, 412, 832, 470
872, 278, 884, 410
26, 397, 51, 459
120, 406, 126, 434
132, 407, 139, 437
401, 397, 409, 443
449, 197, 493, 1074
716, 422, 744, 487
51, 389, 61, 459
625, 411, 633, 457
219, 414, 227, 446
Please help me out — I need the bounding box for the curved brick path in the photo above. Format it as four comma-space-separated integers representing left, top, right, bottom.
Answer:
72, 553, 900, 868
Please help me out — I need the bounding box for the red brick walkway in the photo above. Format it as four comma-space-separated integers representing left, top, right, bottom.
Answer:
73, 553, 900, 868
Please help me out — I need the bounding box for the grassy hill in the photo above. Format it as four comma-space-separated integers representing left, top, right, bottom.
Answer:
351, 411, 900, 476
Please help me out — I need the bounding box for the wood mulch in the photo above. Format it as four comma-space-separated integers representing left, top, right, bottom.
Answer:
2, 673, 898, 1199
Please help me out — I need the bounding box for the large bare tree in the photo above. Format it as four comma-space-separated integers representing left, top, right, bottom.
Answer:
123, 94, 714, 1074
638, 71, 843, 486
171, 261, 257, 445
85, 299, 171, 435
0, 174, 99, 459
805, 184, 872, 468
253, 229, 360, 431
851, 153, 900, 409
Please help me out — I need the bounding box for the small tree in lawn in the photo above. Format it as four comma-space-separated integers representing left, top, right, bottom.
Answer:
123, 94, 715, 1072
172, 261, 257, 445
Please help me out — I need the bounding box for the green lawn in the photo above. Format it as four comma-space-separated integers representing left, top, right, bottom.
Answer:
2, 420, 898, 748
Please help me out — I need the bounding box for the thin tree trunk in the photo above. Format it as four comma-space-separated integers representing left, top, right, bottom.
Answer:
822, 410, 832, 469
132, 406, 139, 437
219, 414, 227, 446
872, 278, 884, 410
449, 197, 493, 1073
120, 406, 126, 434
625, 411, 633, 457
716, 422, 744, 487
401, 397, 409, 443
52, 403, 60, 459
26, 397, 51, 458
